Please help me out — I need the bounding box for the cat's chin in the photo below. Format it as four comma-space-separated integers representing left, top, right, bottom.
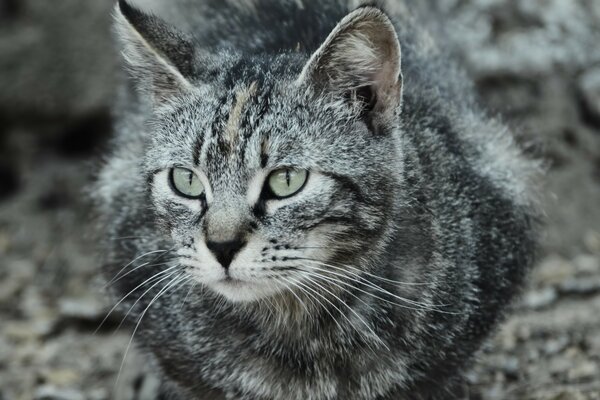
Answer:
208, 279, 280, 303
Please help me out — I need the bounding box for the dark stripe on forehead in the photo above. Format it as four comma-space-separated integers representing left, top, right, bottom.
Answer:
227, 82, 259, 149
194, 94, 230, 165
241, 85, 273, 136
239, 85, 274, 164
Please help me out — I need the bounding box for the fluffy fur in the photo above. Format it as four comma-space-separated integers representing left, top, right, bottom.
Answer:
95, 0, 540, 399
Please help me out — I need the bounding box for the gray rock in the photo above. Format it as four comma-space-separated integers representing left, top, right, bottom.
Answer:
34, 386, 85, 400
567, 361, 599, 381
58, 297, 106, 321
524, 287, 559, 309
573, 255, 600, 275
544, 335, 571, 356
559, 277, 600, 296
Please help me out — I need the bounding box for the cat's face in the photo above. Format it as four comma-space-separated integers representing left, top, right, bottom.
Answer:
116, 1, 403, 302
145, 81, 398, 301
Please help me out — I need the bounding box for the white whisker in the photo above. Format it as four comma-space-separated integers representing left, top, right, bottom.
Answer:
114, 272, 189, 393
302, 259, 455, 313
301, 273, 388, 350
180, 280, 197, 311
115, 267, 183, 332
105, 248, 173, 287
95, 264, 183, 334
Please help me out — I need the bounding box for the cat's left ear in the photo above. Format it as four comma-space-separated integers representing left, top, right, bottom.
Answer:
114, 0, 197, 106
298, 7, 402, 130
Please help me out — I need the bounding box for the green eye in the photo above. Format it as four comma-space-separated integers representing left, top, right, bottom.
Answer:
170, 167, 205, 198
267, 168, 308, 199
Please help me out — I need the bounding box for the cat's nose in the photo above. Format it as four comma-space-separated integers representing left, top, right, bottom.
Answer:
206, 238, 246, 269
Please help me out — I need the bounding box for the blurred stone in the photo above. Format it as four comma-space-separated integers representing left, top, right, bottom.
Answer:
3, 317, 55, 341
544, 335, 570, 356
533, 257, 575, 287
549, 392, 588, 400
34, 386, 85, 400
41, 369, 80, 387
549, 356, 577, 376
87, 389, 109, 400
524, 287, 558, 309
567, 361, 599, 381
58, 297, 105, 321
558, 277, 600, 296
21, 286, 52, 319
578, 67, 600, 126
573, 255, 600, 275
583, 230, 600, 254
499, 356, 520, 379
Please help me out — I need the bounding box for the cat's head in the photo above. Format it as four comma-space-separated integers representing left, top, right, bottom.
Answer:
114, 0, 403, 302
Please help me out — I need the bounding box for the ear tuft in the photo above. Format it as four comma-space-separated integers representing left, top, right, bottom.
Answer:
298, 7, 402, 129
114, 0, 196, 106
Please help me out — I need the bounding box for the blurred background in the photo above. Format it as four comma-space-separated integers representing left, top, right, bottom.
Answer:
0, 0, 599, 399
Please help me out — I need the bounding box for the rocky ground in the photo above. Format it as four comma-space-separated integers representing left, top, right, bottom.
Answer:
1, 1, 599, 399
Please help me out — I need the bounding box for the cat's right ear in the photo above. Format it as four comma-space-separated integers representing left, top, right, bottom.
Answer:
114, 0, 197, 106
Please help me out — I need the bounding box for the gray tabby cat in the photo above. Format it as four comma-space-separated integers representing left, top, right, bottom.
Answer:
95, 0, 539, 398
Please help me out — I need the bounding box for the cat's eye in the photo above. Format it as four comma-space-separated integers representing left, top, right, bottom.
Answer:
170, 167, 205, 199
267, 168, 308, 199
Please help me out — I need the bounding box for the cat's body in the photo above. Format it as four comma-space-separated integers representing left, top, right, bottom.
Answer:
95, 1, 539, 399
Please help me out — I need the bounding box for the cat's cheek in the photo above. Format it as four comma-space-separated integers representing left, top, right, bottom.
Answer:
303, 225, 338, 261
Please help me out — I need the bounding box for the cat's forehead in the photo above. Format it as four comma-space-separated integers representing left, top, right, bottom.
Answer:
151, 80, 296, 173
150, 76, 368, 188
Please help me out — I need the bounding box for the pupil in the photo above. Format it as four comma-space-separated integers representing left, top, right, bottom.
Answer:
285, 170, 291, 186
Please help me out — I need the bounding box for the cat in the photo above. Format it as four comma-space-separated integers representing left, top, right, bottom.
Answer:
94, 0, 540, 398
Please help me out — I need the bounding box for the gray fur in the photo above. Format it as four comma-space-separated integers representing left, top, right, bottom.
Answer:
95, 0, 540, 399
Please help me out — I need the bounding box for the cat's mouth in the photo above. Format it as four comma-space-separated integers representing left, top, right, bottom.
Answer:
208, 276, 281, 302
220, 276, 245, 285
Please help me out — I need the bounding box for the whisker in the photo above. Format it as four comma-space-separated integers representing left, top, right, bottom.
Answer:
94, 264, 183, 334
114, 272, 189, 393
300, 273, 388, 350
265, 295, 281, 325
278, 276, 311, 316
301, 259, 454, 313
114, 266, 184, 333
287, 274, 379, 349
285, 276, 345, 333
300, 267, 433, 315
107, 260, 174, 287
299, 256, 430, 287
105, 248, 174, 288
179, 280, 197, 311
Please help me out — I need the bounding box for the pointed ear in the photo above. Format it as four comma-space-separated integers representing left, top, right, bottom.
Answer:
114, 0, 197, 106
297, 7, 402, 130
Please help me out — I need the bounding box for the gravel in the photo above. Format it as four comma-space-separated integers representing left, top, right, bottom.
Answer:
1, 0, 599, 399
